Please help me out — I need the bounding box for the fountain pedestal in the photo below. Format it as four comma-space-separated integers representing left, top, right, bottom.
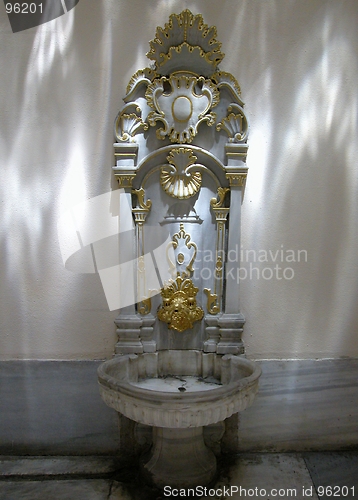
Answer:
141, 427, 216, 488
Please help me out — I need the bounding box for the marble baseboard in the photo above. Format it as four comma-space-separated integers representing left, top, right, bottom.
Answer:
0, 359, 357, 455
0, 479, 121, 500
239, 358, 358, 451
0, 361, 119, 456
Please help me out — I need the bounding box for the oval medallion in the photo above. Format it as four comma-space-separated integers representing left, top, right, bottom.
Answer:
172, 96, 192, 122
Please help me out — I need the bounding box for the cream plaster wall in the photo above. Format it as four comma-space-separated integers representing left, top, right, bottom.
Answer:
0, 0, 357, 360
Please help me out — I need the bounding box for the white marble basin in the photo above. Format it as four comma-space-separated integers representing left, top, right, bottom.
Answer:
98, 350, 261, 428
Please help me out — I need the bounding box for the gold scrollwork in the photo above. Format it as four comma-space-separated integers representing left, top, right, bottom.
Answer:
203, 288, 220, 315
145, 74, 219, 144
137, 297, 152, 316
210, 187, 230, 208
125, 67, 158, 101
132, 187, 152, 211
212, 71, 241, 96
166, 223, 197, 276
215, 256, 223, 279
132, 187, 152, 226
133, 190, 152, 315
158, 273, 204, 332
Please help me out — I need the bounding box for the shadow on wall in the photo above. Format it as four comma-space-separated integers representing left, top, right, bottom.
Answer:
232, 1, 358, 358
0, 1, 115, 359
0, 0, 358, 359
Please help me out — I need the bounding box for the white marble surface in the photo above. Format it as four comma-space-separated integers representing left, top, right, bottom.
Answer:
0, 360, 119, 456
239, 359, 358, 451
1, 359, 357, 456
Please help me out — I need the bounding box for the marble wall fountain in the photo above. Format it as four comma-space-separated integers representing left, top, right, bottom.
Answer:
98, 10, 261, 488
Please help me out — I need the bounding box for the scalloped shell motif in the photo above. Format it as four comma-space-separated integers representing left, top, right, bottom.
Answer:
160, 148, 202, 199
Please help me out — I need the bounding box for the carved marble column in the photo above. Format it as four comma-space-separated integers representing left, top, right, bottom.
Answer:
113, 143, 144, 354
132, 188, 156, 353
215, 144, 248, 355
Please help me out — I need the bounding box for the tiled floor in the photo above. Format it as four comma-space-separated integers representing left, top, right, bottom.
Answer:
0, 452, 357, 499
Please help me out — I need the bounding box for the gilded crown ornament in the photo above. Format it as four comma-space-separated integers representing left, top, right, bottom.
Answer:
146, 10, 224, 77
117, 9, 248, 150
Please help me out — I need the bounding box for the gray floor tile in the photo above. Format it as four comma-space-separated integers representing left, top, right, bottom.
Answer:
109, 481, 137, 500
0, 456, 118, 477
0, 479, 111, 500
108, 478, 165, 500
212, 453, 319, 499
304, 452, 358, 500
1, 453, 357, 500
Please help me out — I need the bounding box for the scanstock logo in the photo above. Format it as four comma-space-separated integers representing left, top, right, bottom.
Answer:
4, 0, 80, 33
57, 189, 174, 311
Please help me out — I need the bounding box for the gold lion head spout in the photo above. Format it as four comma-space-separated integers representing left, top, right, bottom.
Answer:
158, 273, 204, 332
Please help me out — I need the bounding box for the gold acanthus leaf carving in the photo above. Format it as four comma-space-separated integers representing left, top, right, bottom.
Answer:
158, 273, 204, 332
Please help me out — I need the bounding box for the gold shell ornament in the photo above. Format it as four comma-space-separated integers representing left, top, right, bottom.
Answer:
160, 148, 202, 199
